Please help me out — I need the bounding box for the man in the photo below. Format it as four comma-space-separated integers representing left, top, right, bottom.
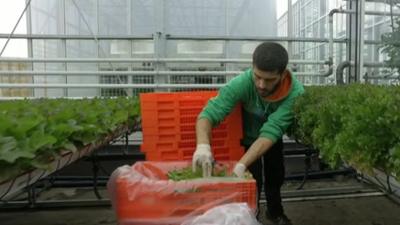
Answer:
192, 42, 304, 225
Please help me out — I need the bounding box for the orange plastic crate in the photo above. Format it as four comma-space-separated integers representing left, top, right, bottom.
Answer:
144, 146, 245, 161
108, 161, 256, 225
144, 130, 239, 143
140, 91, 215, 110
141, 130, 241, 150
141, 131, 244, 159
140, 91, 242, 134
139, 91, 244, 161
141, 123, 243, 138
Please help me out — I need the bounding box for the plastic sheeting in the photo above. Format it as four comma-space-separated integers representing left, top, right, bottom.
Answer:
181, 203, 261, 225
107, 161, 257, 225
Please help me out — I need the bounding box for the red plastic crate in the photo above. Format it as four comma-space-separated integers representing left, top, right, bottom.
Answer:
107, 161, 256, 225
140, 130, 241, 149
139, 91, 244, 161
141, 113, 243, 136
141, 104, 242, 129
144, 146, 245, 161
140, 130, 244, 158
140, 139, 241, 153
140, 91, 242, 134
140, 91, 214, 110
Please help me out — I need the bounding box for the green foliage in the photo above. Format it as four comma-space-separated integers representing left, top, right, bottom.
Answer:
0, 97, 140, 181
381, 18, 400, 73
292, 85, 400, 180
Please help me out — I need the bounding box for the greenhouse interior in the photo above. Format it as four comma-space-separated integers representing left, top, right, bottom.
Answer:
0, 0, 400, 225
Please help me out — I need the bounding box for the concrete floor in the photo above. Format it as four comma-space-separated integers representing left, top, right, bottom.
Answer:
261, 197, 400, 225
1, 196, 400, 225
1, 178, 400, 225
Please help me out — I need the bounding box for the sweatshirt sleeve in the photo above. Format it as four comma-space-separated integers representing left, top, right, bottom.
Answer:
198, 71, 249, 126
259, 83, 305, 142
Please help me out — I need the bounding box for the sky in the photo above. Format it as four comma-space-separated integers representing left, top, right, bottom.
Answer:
0, 0, 27, 57
0, 0, 290, 58
276, 0, 288, 19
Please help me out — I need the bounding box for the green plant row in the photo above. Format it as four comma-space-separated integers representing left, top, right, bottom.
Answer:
290, 84, 400, 180
0, 97, 140, 181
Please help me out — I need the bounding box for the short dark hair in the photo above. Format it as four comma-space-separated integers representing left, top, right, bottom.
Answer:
252, 42, 288, 74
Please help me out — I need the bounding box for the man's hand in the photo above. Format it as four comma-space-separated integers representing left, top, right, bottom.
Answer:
233, 163, 246, 178
192, 144, 213, 177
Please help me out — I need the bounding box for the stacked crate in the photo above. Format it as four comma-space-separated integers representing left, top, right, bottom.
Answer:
139, 91, 245, 161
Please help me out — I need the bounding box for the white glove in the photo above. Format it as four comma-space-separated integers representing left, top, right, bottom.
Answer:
233, 163, 246, 178
192, 144, 213, 177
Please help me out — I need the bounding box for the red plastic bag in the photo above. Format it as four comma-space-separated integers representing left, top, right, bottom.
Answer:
107, 161, 257, 225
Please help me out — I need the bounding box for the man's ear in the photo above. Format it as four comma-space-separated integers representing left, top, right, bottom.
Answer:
281, 69, 289, 80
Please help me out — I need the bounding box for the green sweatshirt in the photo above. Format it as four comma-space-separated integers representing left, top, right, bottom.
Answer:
198, 68, 304, 146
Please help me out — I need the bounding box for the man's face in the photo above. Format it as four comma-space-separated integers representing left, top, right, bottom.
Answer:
253, 66, 283, 97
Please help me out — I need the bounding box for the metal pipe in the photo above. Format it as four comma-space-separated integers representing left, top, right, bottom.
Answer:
329, 7, 399, 83
329, 9, 400, 17
358, 0, 366, 82
165, 34, 347, 43
364, 62, 385, 67
296, 71, 332, 77
282, 186, 378, 198
328, 9, 355, 75
0, 72, 331, 80
336, 60, 395, 83
0, 70, 333, 77
287, 0, 293, 58
285, 168, 354, 180
0, 83, 225, 88
328, 10, 335, 69
278, 192, 385, 202
0, 70, 243, 76
0, 199, 111, 209
44, 180, 108, 188
364, 10, 400, 17
320, 65, 334, 77
0, 33, 152, 40
44, 176, 109, 180
0, 57, 328, 64
0, 33, 383, 44
336, 61, 351, 84
337, 61, 388, 68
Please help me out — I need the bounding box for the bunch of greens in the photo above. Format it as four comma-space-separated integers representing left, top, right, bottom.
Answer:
167, 165, 227, 181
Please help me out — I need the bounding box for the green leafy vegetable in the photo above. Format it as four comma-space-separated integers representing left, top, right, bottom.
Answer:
0, 97, 140, 181
167, 165, 228, 181
291, 84, 400, 180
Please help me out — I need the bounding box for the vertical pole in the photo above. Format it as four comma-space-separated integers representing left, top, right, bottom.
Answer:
347, 0, 357, 83
127, 0, 133, 96
357, 0, 365, 83
154, 0, 167, 92
26, 0, 34, 96
287, 0, 293, 59
61, 0, 67, 96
